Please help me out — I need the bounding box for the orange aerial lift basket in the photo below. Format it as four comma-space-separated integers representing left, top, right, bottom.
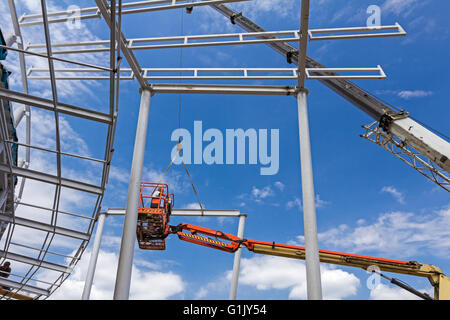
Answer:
136, 182, 174, 250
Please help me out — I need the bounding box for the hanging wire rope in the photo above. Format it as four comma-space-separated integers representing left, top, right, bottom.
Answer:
144, 7, 204, 213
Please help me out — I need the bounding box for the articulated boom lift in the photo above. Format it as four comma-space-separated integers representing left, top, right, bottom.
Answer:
136, 182, 174, 250
137, 183, 450, 300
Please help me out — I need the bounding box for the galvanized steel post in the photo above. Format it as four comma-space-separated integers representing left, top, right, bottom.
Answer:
82, 212, 107, 300
229, 214, 247, 300
297, 89, 323, 300
114, 88, 152, 300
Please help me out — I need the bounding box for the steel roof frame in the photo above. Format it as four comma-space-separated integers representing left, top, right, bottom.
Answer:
0, 0, 118, 300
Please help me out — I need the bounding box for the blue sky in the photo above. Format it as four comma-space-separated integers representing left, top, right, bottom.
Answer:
1, 0, 449, 300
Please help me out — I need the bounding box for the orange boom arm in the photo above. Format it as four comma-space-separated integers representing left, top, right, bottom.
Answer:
168, 223, 449, 300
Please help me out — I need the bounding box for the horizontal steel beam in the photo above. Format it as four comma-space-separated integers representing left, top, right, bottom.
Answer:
19, 0, 251, 27
0, 277, 49, 297
27, 66, 387, 81
0, 44, 111, 72
0, 215, 90, 241
28, 67, 300, 81
172, 209, 243, 217
0, 250, 72, 274
25, 23, 406, 54
308, 23, 406, 41
6, 140, 106, 164
151, 83, 297, 95
106, 208, 243, 217
0, 164, 104, 195
0, 88, 112, 124
305, 66, 387, 80
27, 30, 300, 54
20, 0, 169, 22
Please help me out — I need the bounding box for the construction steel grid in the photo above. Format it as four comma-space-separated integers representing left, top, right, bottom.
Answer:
0, 0, 413, 300
0, 0, 118, 299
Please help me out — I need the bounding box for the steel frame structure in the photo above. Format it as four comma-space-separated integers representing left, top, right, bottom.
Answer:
208, 3, 449, 188
26, 66, 387, 81
361, 121, 450, 192
24, 24, 405, 54
0, 0, 412, 300
0, 0, 117, 300
80, 208, 246, 300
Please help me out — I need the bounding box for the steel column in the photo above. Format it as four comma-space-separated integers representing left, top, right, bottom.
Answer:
296, 89, 322, 300
229, 214, 246, 300
82, 212, 107, 300
113, 88, 152, 300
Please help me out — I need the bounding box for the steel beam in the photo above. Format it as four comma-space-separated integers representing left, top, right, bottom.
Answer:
27, 30, 300, 54
297, 0, 310, 88
0, 250, 72, 274
308, 23, 406, 41
114, 88, 152, 300
172, 209, 242, 217
150, 83, 296, 96
0, 88, 112, 124
106, 208, 242, 217
20, 0, 251, 27
305, 66, 386, 80
0, 164, 104, 195
296, 89, 322, 300
229, 214, 246, 300
82, 212, 107, 300
25, 24, 405, 55
0, 277, 49, 297
0, 215, 90, 241
0, 44, 111, 72
27, 66, 387, 81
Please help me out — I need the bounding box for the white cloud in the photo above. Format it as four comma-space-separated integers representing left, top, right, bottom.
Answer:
251, 185, 274, 202
286, 197, 302, 210
41, 249, 185, 300
274, 181, 285, 191
236, 255, 360, 300
185, 202, 201, 209
370, 283, 430, 300
230, 0, 297, 20
381, 186, 405, 204
195, 274, 230, 299
310, 205, 450, 259
143, 166, 190, 194
286, 194, 329, 211
382, 0, 425, 17
375, 89, 434, 100
397, 90, 433, 99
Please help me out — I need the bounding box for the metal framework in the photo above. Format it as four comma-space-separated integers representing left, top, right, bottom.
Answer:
24, 24, 406, 54
80, 208, 246, 300
0, 0, 429, 301
26, 66, 387, 81
0, 0, 117, 300
361, 121, 450, 192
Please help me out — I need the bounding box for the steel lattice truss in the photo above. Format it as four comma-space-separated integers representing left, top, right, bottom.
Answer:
0, 0, 410, 300
361, 121, 450, 192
